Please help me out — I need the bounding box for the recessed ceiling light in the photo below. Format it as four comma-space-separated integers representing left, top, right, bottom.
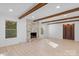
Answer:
56, 6, 60, 9
9, 9, 13, 12
32, 16, 35, 19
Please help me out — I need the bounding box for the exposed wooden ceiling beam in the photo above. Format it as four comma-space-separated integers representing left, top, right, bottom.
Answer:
48, 20, 79, 25
34, 7, 79, 22
42, 16, 79, 23
19, 3, 47, 19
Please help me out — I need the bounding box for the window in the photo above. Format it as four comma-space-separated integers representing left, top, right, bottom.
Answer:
6, 21, 17, 38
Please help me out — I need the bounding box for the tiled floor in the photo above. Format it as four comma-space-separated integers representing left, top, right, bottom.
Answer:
0, 39, 79, 56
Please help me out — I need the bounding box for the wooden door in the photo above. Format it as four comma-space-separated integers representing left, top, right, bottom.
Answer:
63, 24, 74, 40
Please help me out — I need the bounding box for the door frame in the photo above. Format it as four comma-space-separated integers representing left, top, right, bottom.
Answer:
63, 24, 75, 40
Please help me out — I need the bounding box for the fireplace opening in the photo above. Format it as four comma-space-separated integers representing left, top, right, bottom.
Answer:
30, 32, 37, 38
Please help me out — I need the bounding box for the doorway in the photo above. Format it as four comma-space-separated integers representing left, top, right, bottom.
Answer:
63, 24, 74, 40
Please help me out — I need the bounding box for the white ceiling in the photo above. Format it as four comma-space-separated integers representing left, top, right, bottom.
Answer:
26, 3, 79, 21
0, 3, 36, 19
0, 3, 79, 21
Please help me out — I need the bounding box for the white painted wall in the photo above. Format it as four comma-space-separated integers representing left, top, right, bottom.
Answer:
38, 22, 49, 39
48, 21, 79, 41
0, 17, 27, 47
42, 24, 49, 39
75, 22, 79, 41
48, 24, 63, 39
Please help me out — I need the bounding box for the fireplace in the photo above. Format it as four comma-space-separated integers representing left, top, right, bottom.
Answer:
30, 32, 37, 38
